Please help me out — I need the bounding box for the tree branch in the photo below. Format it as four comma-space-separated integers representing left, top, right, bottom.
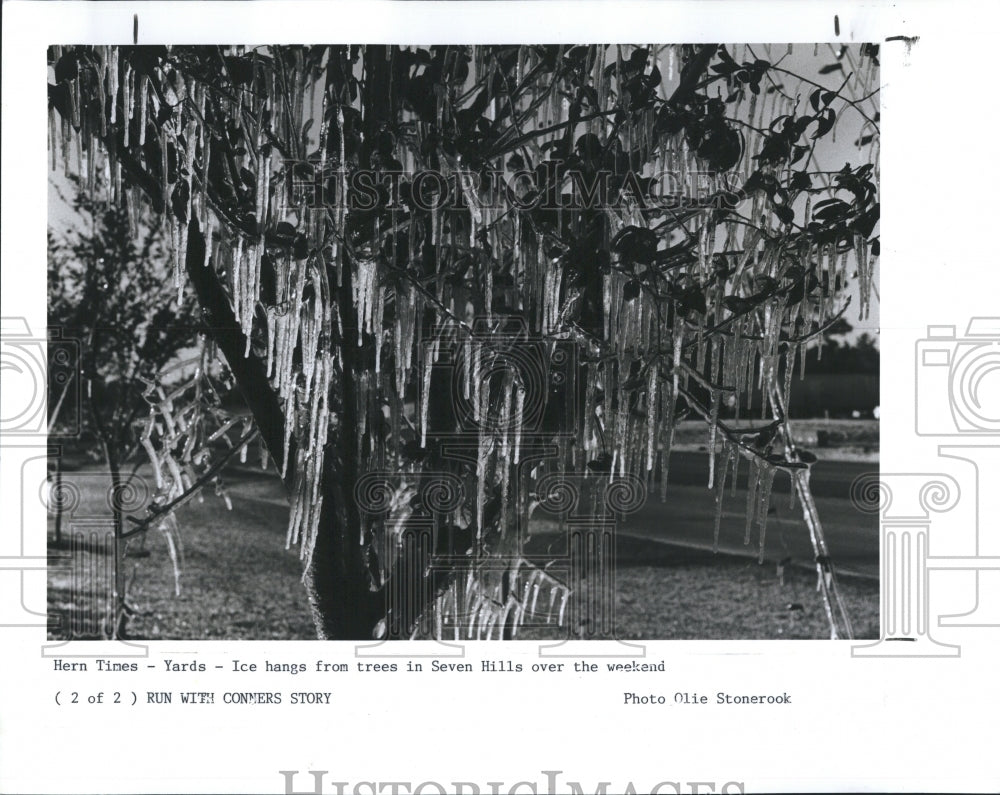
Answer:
123, 428, 260, 539
183, 218, 296, 491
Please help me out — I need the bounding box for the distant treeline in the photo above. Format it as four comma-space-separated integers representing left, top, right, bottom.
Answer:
802, 332, 879, 375
719, 332, 880, 419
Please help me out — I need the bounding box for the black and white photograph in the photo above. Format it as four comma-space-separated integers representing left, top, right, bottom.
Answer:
4, 3, 1000, 794
45, 41, 880, 642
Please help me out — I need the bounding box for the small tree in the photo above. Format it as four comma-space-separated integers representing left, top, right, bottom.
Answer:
48, 182, 199, 636
48, 43, 879, 639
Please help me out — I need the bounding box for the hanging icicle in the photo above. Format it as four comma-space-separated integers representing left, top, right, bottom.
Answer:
713, 440, 734, 552
707, 388, 721, 488
756, 462, 776, 563
744, 454, 759, 545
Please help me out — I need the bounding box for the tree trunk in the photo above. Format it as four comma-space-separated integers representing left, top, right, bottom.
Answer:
299, 46, 399, 639
98, 438, 128, 640
184, 219, 383, 639
52, 453, 64, 548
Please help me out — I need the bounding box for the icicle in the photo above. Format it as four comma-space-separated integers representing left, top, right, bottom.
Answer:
707, 389, 720, 488
783, 343, 796, 415
671, 312, 684, 406
557, 589, 569, 627
744, 455, 758, 545
530, 579, 541, 616
462, 331, 473, 401
756, 463, 776, 563
280, 391, 296, 481
420, 338, 435, 447
658, 379, 672, 501
513, 386, 525, 465
471, 335, 482, 424
475, 408, 489, 536
140, 434, 163, 489
174, 216, 184, 302
646, 362, 657, 471
137, 73, 148, 146
714, 441, 734, 552
602, 272, 612, 341
373, 276, 384, 377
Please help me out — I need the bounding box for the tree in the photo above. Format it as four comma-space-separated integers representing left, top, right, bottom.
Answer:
47, 43, 879, 639
47, 226, 78, 549
805, 326, 880, 374
48, 181, 199, 636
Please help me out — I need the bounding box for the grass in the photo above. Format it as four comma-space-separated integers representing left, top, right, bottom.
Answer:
593, 537, 877, 640
672, 418, 879, 460
48, 465, 878, 641
48, 466, 315, 640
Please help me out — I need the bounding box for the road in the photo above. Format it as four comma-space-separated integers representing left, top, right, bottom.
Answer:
221, 449, 879, 580
618, 451, 879, 579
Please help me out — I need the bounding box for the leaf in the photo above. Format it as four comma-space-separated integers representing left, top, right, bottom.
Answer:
790, 170, 812, 191
814, 199, 850, 221
812, 108, 836, 139
627, 48, 650, 70
611, 225, 659, 265
170, 180, 190, 223
724, 295, 750, 313
818, 63, 844, 75
54, 52, 79, 83
292, 234, 309, 260
677, 286, 707, 316
587, 453, 613, 473
854, 204, 880, 238
506, 153, 525, 171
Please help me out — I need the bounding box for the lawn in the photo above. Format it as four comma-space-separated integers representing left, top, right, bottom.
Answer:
671, 418, 879, 460
48, 463, 878, 641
